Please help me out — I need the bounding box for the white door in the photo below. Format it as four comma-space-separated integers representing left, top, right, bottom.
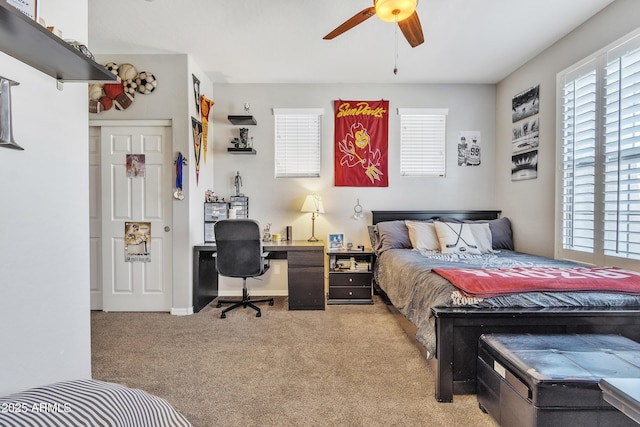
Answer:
101, 125, 173, 311
89, 126, 103, 310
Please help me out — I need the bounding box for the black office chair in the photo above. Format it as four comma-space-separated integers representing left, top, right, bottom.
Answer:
214, 219, 274, 318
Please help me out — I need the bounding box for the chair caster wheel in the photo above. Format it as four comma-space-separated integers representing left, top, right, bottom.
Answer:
216, 302, 222, 308
269, 300, 274, 306
256, 311, 261, 317
220, 312, 226, 319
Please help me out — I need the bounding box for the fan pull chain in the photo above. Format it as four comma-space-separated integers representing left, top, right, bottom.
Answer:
393, 16, 399, 75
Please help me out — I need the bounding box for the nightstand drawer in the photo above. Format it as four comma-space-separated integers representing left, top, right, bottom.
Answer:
329, 286, 372, 300
330, 273, 372, 287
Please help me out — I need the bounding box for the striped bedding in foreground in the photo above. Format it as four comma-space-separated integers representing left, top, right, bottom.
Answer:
0, 379, 191, 427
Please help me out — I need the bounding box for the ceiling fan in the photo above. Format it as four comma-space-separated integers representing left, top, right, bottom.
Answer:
323, 0, 424, 48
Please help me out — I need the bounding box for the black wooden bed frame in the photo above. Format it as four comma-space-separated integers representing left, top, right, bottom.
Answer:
371, 210, 640, 402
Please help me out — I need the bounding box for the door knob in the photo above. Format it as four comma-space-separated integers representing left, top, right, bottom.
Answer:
164, 226, 170, 232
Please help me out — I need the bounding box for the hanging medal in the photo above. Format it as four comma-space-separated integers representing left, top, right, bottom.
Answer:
174, 152, 186, 200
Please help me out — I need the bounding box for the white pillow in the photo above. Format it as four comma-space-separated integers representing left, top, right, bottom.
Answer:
434, 222, 481, 254
466, 222, 493, 253
405, 220, 439, 251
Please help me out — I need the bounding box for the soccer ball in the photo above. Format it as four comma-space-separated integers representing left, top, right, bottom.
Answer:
123, 79, 138, 95
135, 71, 157, 95
104, 62, 119, 76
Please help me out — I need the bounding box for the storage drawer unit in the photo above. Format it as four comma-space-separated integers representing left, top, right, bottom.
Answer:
327, 249, 374, 305
287, 250, 325, 310
477, 334, 640, 427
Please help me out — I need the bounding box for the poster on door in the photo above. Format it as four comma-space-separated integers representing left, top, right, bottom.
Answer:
334, 100, 389, 187
124, 221, 151, 262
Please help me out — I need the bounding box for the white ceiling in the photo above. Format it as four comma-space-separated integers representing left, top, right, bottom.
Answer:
87, 0, 615, 85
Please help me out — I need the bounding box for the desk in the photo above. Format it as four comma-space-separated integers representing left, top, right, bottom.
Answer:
193, 240, 325, 312
599, 378, 640, 424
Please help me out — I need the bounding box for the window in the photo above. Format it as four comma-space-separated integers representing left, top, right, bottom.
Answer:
398, 108, 448, 177
558, 29, 640, 266
273, 108, 323, 178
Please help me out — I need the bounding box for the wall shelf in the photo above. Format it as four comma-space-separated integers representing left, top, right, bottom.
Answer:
0, 0, 117, 82
227, 147, 256, 154
228, 115, 257, 126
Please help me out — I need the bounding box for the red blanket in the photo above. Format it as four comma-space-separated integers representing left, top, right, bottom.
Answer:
432, 266, 640, 298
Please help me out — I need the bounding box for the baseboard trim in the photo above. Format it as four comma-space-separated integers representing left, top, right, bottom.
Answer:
171, 307, 194, 316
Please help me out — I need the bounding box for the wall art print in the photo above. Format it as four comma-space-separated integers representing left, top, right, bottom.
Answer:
512, 84, 539, 123
124, 221, 151, 263
334, 100, 389, 187
511, 84, 540, 181
457, 131, 481, 166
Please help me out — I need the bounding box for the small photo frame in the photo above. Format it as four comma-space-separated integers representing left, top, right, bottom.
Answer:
7, 0, 38, 20
328, 233, 344, 251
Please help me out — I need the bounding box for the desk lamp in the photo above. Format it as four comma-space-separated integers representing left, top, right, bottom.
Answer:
301, 194, 324, 242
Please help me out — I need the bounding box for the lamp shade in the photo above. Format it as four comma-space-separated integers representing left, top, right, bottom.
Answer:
301, 195, 325, 214
375, 0, 417, 22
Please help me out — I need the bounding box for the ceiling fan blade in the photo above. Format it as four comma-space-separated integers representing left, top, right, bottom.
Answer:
398, 11, 424, 48
323, 7, 376, 40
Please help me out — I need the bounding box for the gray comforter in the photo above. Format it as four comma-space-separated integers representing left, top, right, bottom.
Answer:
375, 249, 640, 357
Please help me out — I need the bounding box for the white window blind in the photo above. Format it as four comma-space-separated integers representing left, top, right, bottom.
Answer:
273, 108, 323, 178
561, 61, 597, 253
558, 29, 640, 264
603, 40, 640, 259
398, 108, 448, 177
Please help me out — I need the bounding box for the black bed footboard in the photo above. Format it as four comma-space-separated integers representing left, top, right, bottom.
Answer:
432, 306, 640, 402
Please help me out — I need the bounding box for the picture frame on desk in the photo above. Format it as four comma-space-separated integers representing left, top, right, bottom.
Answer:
328, 233, 344, 251
7, 0, 38, 20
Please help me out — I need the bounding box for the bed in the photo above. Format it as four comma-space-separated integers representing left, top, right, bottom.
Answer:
371, 210, 640, 402
0, 379, 192, 426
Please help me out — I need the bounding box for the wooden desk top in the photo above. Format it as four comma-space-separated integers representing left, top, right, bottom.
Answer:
194, 240, 324, 252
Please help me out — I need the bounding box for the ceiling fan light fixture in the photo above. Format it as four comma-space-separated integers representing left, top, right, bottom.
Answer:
375, 0, 417, 22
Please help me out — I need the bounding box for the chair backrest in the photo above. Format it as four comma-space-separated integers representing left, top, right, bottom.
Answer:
214, 219, 264, 278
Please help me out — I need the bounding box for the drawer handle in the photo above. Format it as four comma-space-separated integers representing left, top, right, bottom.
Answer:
349, 291, 353, 296
349, 278, 353, 282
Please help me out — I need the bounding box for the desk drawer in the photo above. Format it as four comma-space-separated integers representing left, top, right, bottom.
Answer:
288, 251, 323, 267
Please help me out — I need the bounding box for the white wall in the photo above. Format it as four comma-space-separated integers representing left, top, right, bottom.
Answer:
0, 0, 92, 395
91, 54, 213, 313
495, 0, 640, 257
211, 83, 497, 295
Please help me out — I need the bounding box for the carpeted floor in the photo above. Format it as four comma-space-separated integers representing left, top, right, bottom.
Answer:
91, 296, 497, 427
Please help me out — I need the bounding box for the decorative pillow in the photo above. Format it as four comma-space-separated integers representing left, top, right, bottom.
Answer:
405, 220, 439, 251
434, 221, 481, 254
367, 225, 379, 250
374, 221, 412, 254
466, 222, 493, 253
443, 216, 515, 251
488, 217, 514, 250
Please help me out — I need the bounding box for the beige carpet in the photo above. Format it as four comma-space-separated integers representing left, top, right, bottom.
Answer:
91, 296, 497, 427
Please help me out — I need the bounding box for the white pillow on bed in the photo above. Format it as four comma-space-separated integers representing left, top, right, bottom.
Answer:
467, 222, 494, 253
434, 221, 482, 254
405, 220, 439, 251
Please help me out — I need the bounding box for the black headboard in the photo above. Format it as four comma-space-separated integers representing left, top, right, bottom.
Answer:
371, 210, 501, 224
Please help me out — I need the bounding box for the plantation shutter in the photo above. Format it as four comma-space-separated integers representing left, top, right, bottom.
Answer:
603, 35, 640, 259
561, 61, 598, 253
398, 108, 448, 177
273, 108, 323, 178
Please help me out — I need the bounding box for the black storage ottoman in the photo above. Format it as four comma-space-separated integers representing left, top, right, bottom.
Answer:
477, 334, 640, 427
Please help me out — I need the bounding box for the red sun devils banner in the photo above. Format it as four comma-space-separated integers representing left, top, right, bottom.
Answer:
334, 100, 389, 187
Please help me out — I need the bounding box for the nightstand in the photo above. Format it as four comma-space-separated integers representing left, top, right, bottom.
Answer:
327, 249, 374, 305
